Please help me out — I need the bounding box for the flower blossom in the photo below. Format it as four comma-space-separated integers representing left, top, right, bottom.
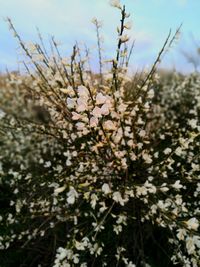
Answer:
72, 112, 82, 120
92, 107, 102, 118
90, 116, 98, 127
119, 34, 130, 43
77, 85, 89, 98
102, 183, 111, 194
103, 120, 116, 131
185, 218, 199, 231
100, 103, 110, 115
110, 0, 121, 9
96, 93, 107, 105
54, 185, 66, 195
67, 187, 78, 204
113, 191, 127, 206
66, 97, 76, 109
76, 98, 88, 112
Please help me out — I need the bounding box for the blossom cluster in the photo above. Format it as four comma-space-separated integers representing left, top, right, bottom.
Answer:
0, 2, 199, 267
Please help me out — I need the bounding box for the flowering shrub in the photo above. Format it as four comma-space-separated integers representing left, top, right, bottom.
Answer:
0, 1, 199, 266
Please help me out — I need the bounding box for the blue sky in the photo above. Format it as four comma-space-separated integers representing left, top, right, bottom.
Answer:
0, 0, 199, 73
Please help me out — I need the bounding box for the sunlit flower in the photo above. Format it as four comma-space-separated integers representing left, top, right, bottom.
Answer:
113, 191, 126, 206
77, 85, 89, 98
138, 129, 146, 137
100, 103, 110, 115
103, 120, 116, 131
176, 228, 186, 240
163, 148, 172, 155
110, 0, 121, 9
147, 89, 154, 98
77, 98, 88, 112
90, 116, 98, 127
185, 218, 199, 231
102, 183, 111, 194
142, 153, 152, 164
92, 106, 102, 118
54, 185, 66, 195
172, 180, 183, 190
124, 21, 132, 30
76, 122, 85, 130
67, 187, 78, 204
0, 109, 6, 119
96, 92, 107, 105
186, 237, 195, 255
119, 34, 130, 43
66, 97, 76, 109
72, 112, 82, 120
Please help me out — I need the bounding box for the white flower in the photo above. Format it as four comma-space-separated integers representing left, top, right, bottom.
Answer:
64, 85, 75, 96
186, 237, 195, 254
92, 106, 102, 118
100, 103, 110, 115
138, 129, 146, 137
185, 218, 199, 231
160, 186, 169, 192
118, 103, 128, 113
77, 85, 89, 98
66, 97, 76, 109
76, 122, 85, 130
176, 228, 186, 240
44, 161, 51, 168
163, 148, 172, 155
90, 116, 98, 127
188, 119, 198, 129
147, 89, 154, 98
66, 159, 72, 166
110, 0, 121, 9
119, 34, 130, 43
56, 247, 68, 261
103, 120, 116, 131
67, 187, 78, 204
113, 191, 126, 206
91, 17, 102, 27
72, 112, 82, 120
72, 151, 78, 157
90, 193, 98, 209
175, 146, 182, 156
121, 157, 127, 169
136, 186, 147, 196
99, 201, 108, 213
27, 42, 37, 52
0, 109, 6, 120
130, 152, 136, 161
172, 180, 183, 190
96, 93, 107, 105
127, 140, 134, 147
60, 88, 69, 94
72, 254, 79, 264
77, 98, 88, 112
193, 235, 200, 248
102, 183, 111, 194
113, 131, 122, 144
113, 224, 122, 234
124, 21, 132, 30
142, 153, 152, 164
54, 185, 66, 195
75, 240, 85, 251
